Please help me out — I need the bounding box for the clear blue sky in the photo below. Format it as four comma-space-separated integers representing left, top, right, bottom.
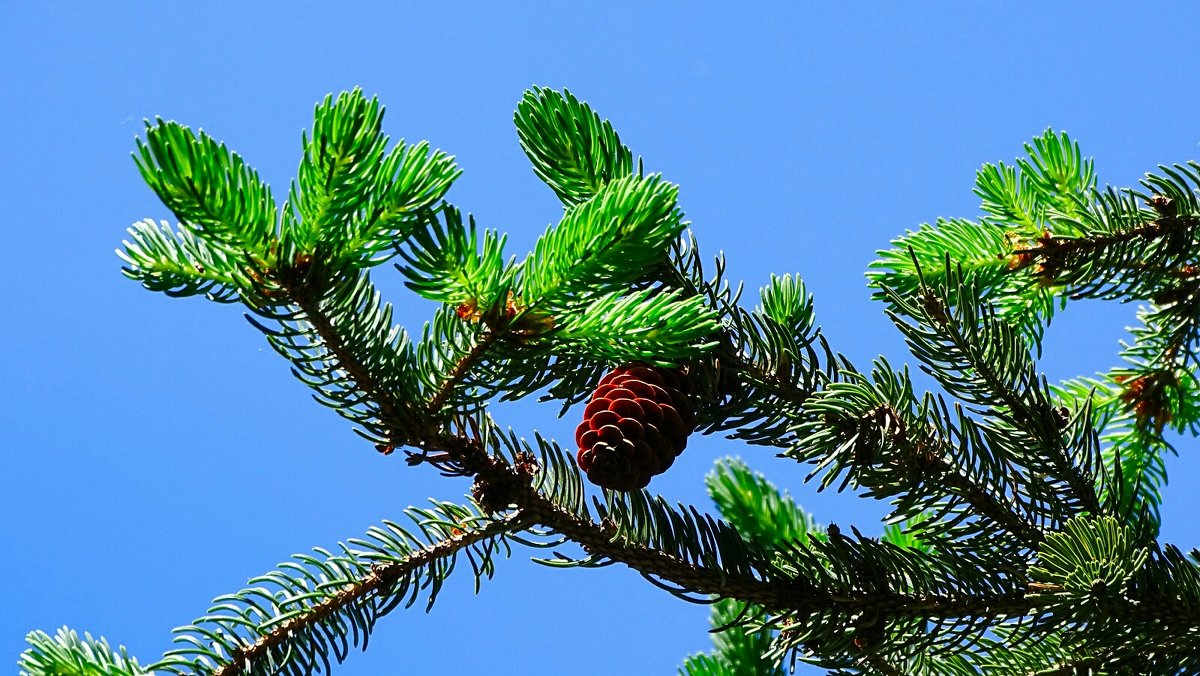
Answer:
4, 3, 1200, 674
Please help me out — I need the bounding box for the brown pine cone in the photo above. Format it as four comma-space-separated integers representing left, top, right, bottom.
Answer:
575, 362, 694, 491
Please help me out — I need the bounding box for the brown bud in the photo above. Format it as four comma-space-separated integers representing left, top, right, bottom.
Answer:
1148, 194, 1177, 218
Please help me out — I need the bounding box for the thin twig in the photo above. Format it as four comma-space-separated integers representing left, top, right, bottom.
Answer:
291, 290, 416, 439
1015, 214, 1198, 262
425, 330, 501, 415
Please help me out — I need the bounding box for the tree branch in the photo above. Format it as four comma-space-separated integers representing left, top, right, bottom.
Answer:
285, 276, 1042, 623
931, 297, 1102, 518
424, 329, 502, 416
290, 288, 419, 441
918, 445, 1044, 547
439, 435, 1036, 623
1016, 214, 1199, 272
211, 513, 526, 676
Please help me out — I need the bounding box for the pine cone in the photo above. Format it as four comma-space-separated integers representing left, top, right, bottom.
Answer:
575, 362, 694, 491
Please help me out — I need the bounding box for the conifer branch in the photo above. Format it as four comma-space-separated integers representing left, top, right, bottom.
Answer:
210, 513, 526, 676
87, 89, 1200, 675
920, 289, 1102, 519
1017, 213, 1199, 282
424, 329, 502, 416
437, 433, 1039, 623
726, 348, 815, 409
520, 479, 1036, 620
876, 404, 1044, 546
930, 455, 1044, 546
522, 488, 795, 606
288, 284, 420, 443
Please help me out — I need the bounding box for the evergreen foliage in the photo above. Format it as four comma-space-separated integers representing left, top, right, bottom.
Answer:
27, 86, 1200, 674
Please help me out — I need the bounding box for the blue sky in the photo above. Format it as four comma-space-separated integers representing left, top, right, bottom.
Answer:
4, 3, 1200, 674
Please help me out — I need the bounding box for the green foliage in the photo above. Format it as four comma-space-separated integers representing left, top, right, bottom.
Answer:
674, 245, 840, 452
1012, 518, 1200, 672
118, 219, 241, 302
554, 288, 719, 364
518, 173, 684, 305
687, 459, 937, 674
547, 476, 777, 595
290, 89, 391, 253
20, 629, 147, 676
396, 206, 512, 308
884, 266, 1104, 530
290, 89, 460, 269
679, 600, 782, 676
706, 458, 825, 550
868, 217, 1012, 309
881, 511, 933, 555
871, 130, 1099, 346
134, 119, 277, 255
37, 86, 1200, 675
759, 273, 815, 337
861, 128, 1200, 560
149, 501, 523, 676
246, 272, 424, 443
1054, 372, 1175, 539
678, 459, 819, 675
515, 86, 635, 205
1032, 516, 1148, 595
974, 129, 1096, 232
